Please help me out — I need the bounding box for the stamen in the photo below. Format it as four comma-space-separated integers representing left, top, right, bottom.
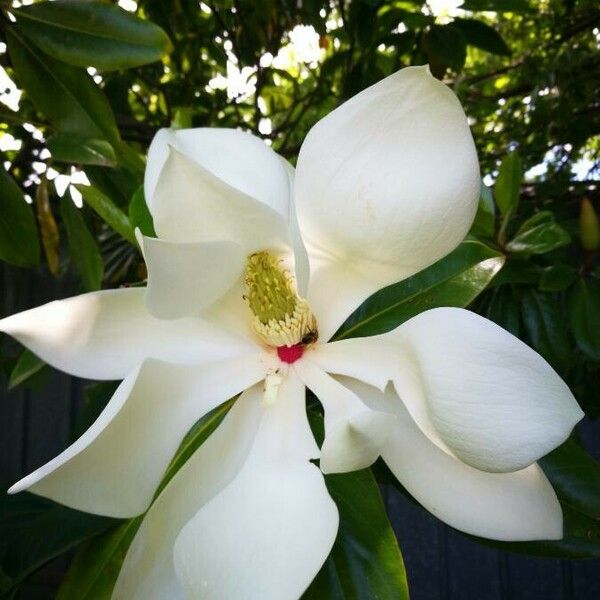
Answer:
245, 252, 318, 347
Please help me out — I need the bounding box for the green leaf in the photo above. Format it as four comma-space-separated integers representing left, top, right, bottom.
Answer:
539, 264, 577, 291
8, 349, 45, 390
506, 217, 571, 255
494, 151, 522, 216
459, 0, 533, 12
12, 0, 172, 71
0, 493, 118, 596
521, 289, 572, 371
469, 182, 496, 238
569, 279, 600, 361
60, 196, 104, 291
56, 519, 142, 600
304, 468, 408, 599
72, 381, 119, 441
540, 438, 600, 520
334, 241, 505, 340
47, 133, 117, 167
128, 187, 156, 238
77, 185, 136, 245
453, 18, 511, 55
6, 26, 119, 144
0, 165, 40, 267
422, 24, 467, 72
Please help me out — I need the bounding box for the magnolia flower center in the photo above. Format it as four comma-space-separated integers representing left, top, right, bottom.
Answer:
245, 252, 318, 360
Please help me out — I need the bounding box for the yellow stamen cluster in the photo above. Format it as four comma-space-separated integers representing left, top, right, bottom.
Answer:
245, 252, 318, 347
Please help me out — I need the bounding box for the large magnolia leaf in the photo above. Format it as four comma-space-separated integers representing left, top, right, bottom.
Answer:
11, 0, 172, 71
334, 240, 505, 339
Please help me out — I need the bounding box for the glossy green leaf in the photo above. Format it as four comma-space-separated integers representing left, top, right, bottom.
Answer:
569, 279, 600, 361
539, 264, 577, 292
60, 197, 104, 291
0, 165, 40, 267
47, 133, 116, 167
494, 151, 522, 216
128, 187, 156, 238
0, 493, 118, 596
304, 469, 409, 600
56, 518, 142, 600
470, 182, 496, 238
6, 27, 119, 144
8, 349, 45, 390
484, 285, 521, 336
77, 185, 136, 245
422, 24, 467, 73
521, 289, 572, 371
12, 0, 172, 71
453, 18, 511, 56
540, 438, 600, 520
506, 211, 570, 255
334, 241, 505, 340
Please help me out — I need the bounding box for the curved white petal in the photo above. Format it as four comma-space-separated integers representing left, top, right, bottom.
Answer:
172, 371, 337, 600
113, 385, 266, 600
297, 66, 480, 327
386, 308, 582, 472
311, 336, 453, 455
294, 357, 394, 473
344, 377, 563, 541
279, 155, 310, 296
150, 148, 290, 251
145, 128, 290, 220
9, 355, 265, 518
140, 235, 245, 318
0, 288, 256, 379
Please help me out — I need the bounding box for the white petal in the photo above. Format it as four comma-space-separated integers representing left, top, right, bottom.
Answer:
0, 288, 256, 379
344, 377, 563, 541
145, 128, 291, 220
279, 155, 310, 296
172, 371, 338, 600
294, 357, 394, 473
307, 254, 388, 341
140, 235, 245, 318
297, 66, 480, 326
9, 355, 265, 518
311, 336, 453, 456
380, 308, 583, 472
113, 385, 266, 600
149, 143, 289, 251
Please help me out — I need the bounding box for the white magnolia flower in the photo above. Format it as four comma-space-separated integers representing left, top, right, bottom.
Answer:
1, 66, 583, 600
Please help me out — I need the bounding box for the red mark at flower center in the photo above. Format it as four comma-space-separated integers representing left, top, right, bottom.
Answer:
277, 344, 304, 364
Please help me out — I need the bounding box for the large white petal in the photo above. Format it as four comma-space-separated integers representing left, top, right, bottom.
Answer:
145, 128, 290, 219
344, 377, 563, 541
139, 234, 245, 318
318, 308, 583, 472
113, 385, 266, 600
386, 308, 582, 472
9, 355, 265, 518
172, 371, 337, 600
150, 148, 290, 249
297, 66, 480, 328
0, 288, 255, 379
294, 356, 394, 473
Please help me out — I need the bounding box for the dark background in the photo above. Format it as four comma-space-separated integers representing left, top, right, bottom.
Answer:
3, 263, 599, 600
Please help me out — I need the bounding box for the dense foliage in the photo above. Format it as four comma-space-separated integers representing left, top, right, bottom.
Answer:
0, 0, 599, 598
